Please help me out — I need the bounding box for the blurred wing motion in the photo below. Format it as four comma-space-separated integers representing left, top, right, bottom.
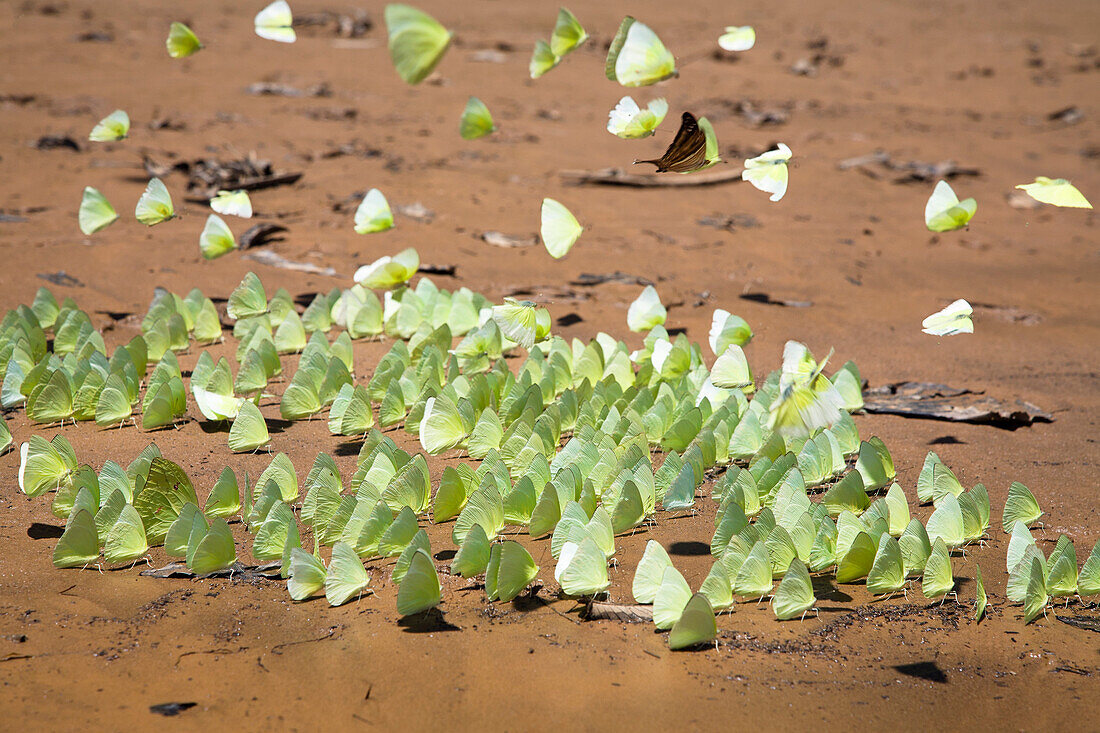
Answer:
767, 340, 844, 437
385, 4, 453, 85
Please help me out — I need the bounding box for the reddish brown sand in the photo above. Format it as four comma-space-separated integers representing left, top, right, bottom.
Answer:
1, 0, 1099, 729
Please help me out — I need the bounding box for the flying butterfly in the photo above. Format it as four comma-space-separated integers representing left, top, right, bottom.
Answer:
634, 112, 717, 174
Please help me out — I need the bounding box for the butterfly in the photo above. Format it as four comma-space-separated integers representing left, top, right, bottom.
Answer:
635, 112, 713, 173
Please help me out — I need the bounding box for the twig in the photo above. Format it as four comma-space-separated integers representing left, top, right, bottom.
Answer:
174, 647, 244, 668
585, 601, 654, 623
270, 625, 343, 654
559, 167, 744, 188
243, 250, 342, 278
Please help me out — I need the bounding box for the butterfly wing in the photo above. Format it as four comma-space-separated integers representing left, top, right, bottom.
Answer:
661, 113, 708, 173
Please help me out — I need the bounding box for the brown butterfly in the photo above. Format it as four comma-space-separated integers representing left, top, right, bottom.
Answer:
634, 111, 709, 173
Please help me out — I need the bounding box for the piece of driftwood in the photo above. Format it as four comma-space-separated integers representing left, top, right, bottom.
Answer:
480, 231, 537, 248
141, 561, 281, 580
862, 382, 1052, 427
242, 250, 340, 277
560, 166, 744, 188
503, 285, 589, 302
148, 115, 185, 131
75, 31, 113, 43
240, 223, 288, 250
698, 213, 760, 232
1006, 191, 1042, 210
395, 202, 434, 222
1057, 615, 1100, 633
837, 150, 980, 184
245, 82, 331, 98
143, 154, 303, 198
584, 601, 654, 623
970, 302, 1042, 326
572, 272, 655, 287
293, 10, 372, 38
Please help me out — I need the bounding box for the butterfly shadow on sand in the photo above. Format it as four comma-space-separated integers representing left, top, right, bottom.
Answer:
398, 607, 461, 634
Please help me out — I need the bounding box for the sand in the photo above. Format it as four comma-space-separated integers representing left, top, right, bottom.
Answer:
1, 0, 1098, 729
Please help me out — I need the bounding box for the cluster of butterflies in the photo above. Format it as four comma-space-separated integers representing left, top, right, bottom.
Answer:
23, 354, 1100, 645
10, 271, 1098, 648
16, 1, 1095, 649
0, 283, 239, 432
